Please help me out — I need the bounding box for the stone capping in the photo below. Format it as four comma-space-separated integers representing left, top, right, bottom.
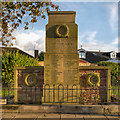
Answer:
14, 66, 44, 70
79, 66, 111, 70
48, 11, 76, 15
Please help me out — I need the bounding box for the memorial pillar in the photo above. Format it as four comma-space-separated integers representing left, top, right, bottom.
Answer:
43, 11, 80, 103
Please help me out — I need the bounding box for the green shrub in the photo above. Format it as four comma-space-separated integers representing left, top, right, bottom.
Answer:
97, 61, 119, 86
2, 50, 40, 86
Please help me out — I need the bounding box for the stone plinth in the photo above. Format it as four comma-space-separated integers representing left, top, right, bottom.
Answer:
42, 84, 80, 104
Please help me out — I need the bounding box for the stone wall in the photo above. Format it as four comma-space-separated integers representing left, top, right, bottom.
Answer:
14, 66, 111, 104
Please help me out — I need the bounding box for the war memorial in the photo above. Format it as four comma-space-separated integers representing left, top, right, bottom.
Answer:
14, 11, 111, 105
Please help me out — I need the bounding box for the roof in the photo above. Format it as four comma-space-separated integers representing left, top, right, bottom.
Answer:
79, 50, 120, 63
117, 52, 120, 57
81, 52, 109, 63
78, 48, 86, 52
79, 58, 90, 63
1, 47, 34, 58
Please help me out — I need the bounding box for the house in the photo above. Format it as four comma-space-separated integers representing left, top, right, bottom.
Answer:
39, 61, 44, 66
78, 47, 120, 63
1, 47, 34, 58
1, 47, 42, 59
79, 59, 91, 66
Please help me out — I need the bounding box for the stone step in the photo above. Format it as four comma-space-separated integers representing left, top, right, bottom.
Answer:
2, 104, 119, 115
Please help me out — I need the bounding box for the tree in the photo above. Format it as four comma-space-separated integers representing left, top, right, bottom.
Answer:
0, 2, 59, 47
2, 50, 40, 86
38, 51, 44, 61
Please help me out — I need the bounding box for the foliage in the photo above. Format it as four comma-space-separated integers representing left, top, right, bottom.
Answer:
2, 50, 40, 86
1, 2, 59, 46
111, 86, 120, 96
1, 88, 14, 98
38, 51, 44, 61
97, 61, 119, 85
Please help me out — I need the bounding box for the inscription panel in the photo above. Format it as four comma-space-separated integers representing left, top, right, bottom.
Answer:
46, 38, 77, 53
44, 53, 79, 84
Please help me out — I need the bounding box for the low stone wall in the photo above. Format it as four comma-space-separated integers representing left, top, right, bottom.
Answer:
14, 66, 111, 105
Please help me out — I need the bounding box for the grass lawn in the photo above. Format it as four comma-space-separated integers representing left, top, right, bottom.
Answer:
0, 88, 14, 98
111, 86, 120, 97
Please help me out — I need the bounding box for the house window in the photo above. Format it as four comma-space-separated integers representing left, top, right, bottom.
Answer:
110, 52, 116, 59
79, 52, 86, 58
78, 46, 86, 59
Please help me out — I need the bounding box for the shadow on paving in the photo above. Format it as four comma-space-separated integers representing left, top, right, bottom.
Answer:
1, 118, 120, 120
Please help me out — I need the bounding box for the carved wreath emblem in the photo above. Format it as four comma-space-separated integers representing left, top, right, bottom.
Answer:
56, 24, 69, 38
25, 74, 38, 87
87, 73, 100, 87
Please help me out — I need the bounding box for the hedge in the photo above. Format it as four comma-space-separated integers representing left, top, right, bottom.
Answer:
2, 50, 40, 86
97, 61, 119, 85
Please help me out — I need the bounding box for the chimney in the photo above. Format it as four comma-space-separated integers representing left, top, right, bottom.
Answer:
34, 50, 38, 58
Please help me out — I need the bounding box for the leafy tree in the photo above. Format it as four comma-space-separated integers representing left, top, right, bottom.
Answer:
0, 2, 59, 46
97, 61, 119, 86
38, 51, 44, 61
2, 50, 40, 86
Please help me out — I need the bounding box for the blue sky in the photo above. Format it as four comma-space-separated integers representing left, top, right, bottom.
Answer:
13, 2, 118, 56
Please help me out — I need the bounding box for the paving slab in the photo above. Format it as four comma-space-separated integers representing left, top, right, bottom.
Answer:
2, 113, 19, 118
61, 114, 76, 118
14, 113, 38, 118
37, 113, 60, 118
1, 113, 120, 120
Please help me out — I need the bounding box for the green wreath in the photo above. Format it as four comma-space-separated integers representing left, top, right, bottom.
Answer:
87, 73, 100, 86
56, 24, 69, 37
25, 74, 38, 87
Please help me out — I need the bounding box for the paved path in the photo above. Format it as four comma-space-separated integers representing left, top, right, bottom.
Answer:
1, 113, 119, 120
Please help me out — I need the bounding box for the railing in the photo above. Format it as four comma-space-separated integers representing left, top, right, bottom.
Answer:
1, 85, 120, 105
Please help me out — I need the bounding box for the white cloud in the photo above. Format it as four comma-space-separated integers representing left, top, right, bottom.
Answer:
107, 3, 118, 31
78, 31, 98, 47
87, 31, 97, 41
13, 29, 45, 56
13, 29, 118, 56
112, 37, 118, 45
78, 31, 118, 52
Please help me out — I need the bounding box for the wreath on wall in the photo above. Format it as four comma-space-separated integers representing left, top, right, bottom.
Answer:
87, 73, 100, 87
56, 24, 69, 38
25, 73, 38, 87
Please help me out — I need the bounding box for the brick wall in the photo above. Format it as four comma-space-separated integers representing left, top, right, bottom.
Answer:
79, 66, 111, 104
14, 66, 44, 104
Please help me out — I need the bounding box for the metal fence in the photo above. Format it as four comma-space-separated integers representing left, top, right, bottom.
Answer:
1, 85, 120, 105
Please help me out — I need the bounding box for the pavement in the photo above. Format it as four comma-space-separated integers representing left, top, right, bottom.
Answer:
1, 113, 119, 120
